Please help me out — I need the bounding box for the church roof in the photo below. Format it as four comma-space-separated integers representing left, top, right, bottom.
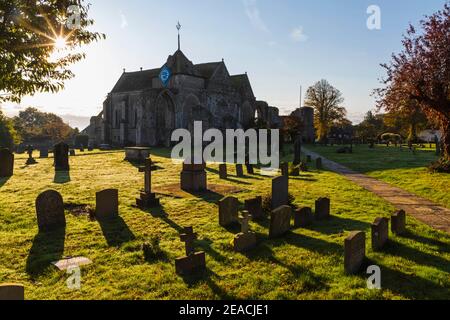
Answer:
230, 74, 249, 89
194, 62, 222, 79
111, 69, 159, 93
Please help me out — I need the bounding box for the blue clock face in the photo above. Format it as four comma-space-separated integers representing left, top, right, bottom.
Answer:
159, 66, 172, 87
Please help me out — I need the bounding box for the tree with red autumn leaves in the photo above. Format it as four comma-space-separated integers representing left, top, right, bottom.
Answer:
375, 3, 450, 169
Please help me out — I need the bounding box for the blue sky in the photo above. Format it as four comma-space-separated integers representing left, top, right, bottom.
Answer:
2, 0, 447, 128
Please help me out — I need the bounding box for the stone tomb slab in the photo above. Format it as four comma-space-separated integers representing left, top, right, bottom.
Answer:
269, 205, 292, 238
344, 231, 366, 274
0, 284, 24, 300
294, 207, 313, 228
95, 189, 119, 220
52, 257, 93, 271
36, 190, 66, 232
371, 217, 389, 251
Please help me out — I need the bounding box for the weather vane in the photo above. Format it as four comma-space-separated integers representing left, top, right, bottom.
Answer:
177, 21, 182, 50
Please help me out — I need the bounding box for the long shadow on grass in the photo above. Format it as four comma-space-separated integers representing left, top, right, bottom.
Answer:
98, 216, 136, 247
54, 171, 71, 184
179, 268, 236, 299
144, 206, 184, 233
197, 238, 229, 264
402, 230, 450, 253
0, 177, 10, 189
185, 189, 225, 205
26, 228, 65, 277
384, 239, 450, 274
302, 216, 371, 236
362, 259, 450, 300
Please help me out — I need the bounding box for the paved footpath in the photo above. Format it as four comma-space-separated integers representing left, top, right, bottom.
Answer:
303, 148, 450, 234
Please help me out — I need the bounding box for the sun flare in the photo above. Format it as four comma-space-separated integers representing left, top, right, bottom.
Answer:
54, 36, 67, 50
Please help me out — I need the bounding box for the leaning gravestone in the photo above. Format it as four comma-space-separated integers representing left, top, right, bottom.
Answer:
271, 175, 288, 210
95, 189, 119, 220
219, 196, 239, 227
54, 142, 69, 171
175, 227, 206, 275
391, 210, 406, 235
245, 196, 264, 220
36, 190, 66, 232
0, 284, 24, 300
315, 197, 330, 220
234, 211, 257, 252
371, 217, 389, 251
219, 164, 227, 179
294, 207, 313, 228
235, 164, 244, 177
269, 205, 292, 238
344, 231, 366, 274
0, 148, 14, 177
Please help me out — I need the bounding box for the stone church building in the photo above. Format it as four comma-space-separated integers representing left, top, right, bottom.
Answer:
84, 47, 284, 147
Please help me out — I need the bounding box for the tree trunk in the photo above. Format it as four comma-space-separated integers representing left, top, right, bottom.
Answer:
441, 118, 450, 160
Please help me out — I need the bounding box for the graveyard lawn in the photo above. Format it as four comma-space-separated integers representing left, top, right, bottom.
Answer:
306, 144, 450, 209
0, 150, 449, 300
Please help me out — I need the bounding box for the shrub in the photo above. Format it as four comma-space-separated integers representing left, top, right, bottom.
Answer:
262, 192, 296, 214
142, 236, 165, 262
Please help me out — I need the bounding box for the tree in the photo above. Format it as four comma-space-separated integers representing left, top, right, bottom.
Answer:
305, 79, 346, 142
281, 115, 304, 142
0, 108, 20, 149
375, 3, 450, 161
0, 1, 105, 103
355, 111, 385, 142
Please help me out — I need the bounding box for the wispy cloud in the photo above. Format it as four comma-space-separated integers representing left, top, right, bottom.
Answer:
120, 12, 128, 29
243, 0, 269, 33
290, 26, 308, 42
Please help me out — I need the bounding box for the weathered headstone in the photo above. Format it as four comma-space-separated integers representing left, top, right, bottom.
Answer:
180, 161, 207, 192
315, 197, 330, 220
39, 148, 49, 158
344, 231, 366, 274
280, 162, 289, 177
95, 189, 119, 220
371, 217, 389, 251
245, 196, 264, 220
36, 190, 66, 232
236, 164, 244, 177
294, 207, 313, 228
54, 142, 69, 171
271, 175, 288, 210
136, 158, 160, 208
246, 163, 254, 175
269, 205, 292, 238
316, 157, 323, 170
175, 227, 206, 275
391, 210, 406, 235
69, 149, 76, 156
234, 211, 257, 252
219, 164, 227, 179
219, 196, 239, 227
0, 284, 24, 300
0, 148, 14, 177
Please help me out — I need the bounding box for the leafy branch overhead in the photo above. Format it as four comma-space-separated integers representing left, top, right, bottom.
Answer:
0, 0, 105, 103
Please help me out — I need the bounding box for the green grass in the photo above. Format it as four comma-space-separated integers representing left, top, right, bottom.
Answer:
307, 144, 450, 209
0, 149, 449, 300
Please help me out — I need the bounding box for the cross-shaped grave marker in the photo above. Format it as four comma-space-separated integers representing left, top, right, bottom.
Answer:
238, 211, 252, 234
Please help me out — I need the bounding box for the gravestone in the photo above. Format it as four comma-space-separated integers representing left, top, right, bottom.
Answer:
95, 189, 119, 220
79, 146, 84, 152
25, 145, 37, 165
245, 196, 264, 220
175, 227, 206, 275
69, 149, 76, 156
39, 148, 49, 158
391, 210, 406, 235
0, 148, 14, 177
315, 197, 330, 220
219, 164, 227, 179
271, 175, 288, 210
371, 217, 389, 251
36, 190, 66, 232
344, 231, 366, 274
294, 207, 313, 228
280, 162, 289, 176
246, 163, 254, 175
219, 196, 239, 227
54, 142, 69, 171
180, 161, 207, 192
269, 205, 292, 238
316, 157, 323, 170
293, 136, 302, 165
0, 284, 24, 300
136, 158, 160, 208
236, 164, 244, 177
234, 211, 257, 252
88, 146, 94, 152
